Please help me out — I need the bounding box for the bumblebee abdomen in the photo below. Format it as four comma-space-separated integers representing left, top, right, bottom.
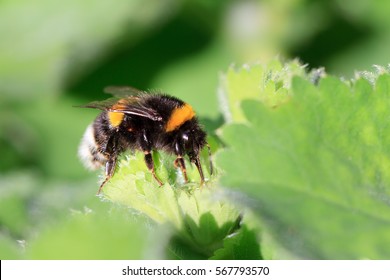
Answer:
165, 103, 195, 132
78, 124, 108, 170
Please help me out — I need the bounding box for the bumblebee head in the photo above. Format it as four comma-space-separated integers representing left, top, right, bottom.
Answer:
179, 118, 213, 181
178, 119, 206, 159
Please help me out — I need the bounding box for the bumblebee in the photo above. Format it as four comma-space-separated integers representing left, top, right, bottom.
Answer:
77, 86, 212, 194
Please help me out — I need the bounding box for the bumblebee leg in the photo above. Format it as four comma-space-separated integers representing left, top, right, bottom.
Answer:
191, 154, 205, 184
174, 156, 188, 182
97, 156, 117, 195
140, 130, 163, 186
173, 141, 188, 182
144, 151, 163, 186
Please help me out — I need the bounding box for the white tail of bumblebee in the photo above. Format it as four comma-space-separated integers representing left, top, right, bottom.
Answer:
78, 124, 107, 170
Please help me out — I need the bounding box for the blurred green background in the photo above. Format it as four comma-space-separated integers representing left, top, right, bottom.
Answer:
1, 0, 390, 259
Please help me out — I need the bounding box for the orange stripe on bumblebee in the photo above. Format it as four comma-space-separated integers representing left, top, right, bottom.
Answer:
165, 103, 195, 132
108, 100, 127, 127
108, 112, 124, 127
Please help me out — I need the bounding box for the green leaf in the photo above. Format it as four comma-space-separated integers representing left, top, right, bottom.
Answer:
217, 62, 390, 259
218, 60, 307, 123
102, 148, 241, 259
210, 224, 262, 260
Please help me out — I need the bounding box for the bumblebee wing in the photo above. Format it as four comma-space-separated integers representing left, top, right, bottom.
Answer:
75, 97, 123, 110
76, 97, 162, 121
103, 86, 145, 97
103, 90, 163, 121
111, 101, 163, 121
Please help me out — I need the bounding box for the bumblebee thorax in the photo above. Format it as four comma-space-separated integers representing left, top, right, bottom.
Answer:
108, 100, 128, 127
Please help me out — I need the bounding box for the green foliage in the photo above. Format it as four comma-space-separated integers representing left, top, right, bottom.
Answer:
102, 151, 248, 259
26, 205, 152, 260
3, 56, 390, 259
217, 62, 390, 259
3, 0, 390, 260
4, 58, 390, 260
0, 0, 173, 98
0, 235, 21, 259
219, 60, 308, 122
210, 217, 263, 260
